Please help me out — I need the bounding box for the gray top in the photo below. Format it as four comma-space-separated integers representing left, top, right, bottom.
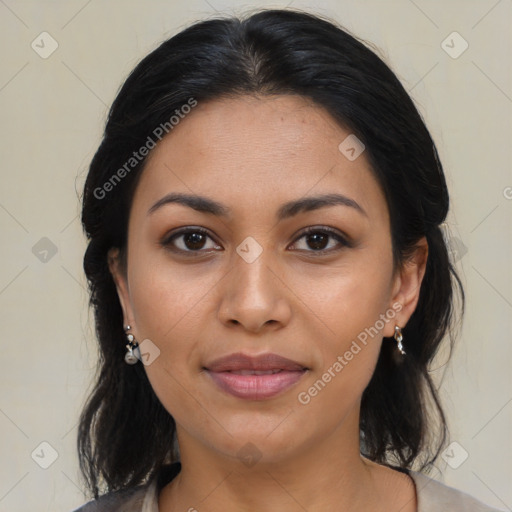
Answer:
72, 463, 504, 511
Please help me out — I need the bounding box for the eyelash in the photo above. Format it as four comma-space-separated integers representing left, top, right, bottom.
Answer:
161, 226, 351, 257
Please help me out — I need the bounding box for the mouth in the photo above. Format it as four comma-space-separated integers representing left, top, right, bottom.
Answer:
204, 352, 309, 400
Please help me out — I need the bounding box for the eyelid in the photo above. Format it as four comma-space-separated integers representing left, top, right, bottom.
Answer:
289, 225, 352, 252
160, 226, 222, 255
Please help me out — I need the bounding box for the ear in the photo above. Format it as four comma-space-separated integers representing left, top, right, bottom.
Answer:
108, 247, 136, 328
383, 236, 428, 337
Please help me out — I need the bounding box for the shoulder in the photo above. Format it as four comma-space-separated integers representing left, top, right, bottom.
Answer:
71, 482, 153, 512
70, 463, 181, 512
409, 470, 505, 512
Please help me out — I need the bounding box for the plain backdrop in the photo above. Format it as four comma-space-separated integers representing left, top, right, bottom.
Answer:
0, 1, 511, 510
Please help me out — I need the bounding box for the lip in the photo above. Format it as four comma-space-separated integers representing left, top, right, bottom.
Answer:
204, 352, 308, 400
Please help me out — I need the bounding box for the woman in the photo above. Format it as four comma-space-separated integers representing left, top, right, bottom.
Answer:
73, 8, 502, 512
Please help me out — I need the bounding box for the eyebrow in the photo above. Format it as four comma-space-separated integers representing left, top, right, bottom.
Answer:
148, 192, 367, 220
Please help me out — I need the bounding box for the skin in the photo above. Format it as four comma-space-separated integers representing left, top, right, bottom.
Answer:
109, 94, 428, 512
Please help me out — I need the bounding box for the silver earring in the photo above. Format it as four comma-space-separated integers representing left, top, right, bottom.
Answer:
124, 325, 140, 365
394, 325, 406, 355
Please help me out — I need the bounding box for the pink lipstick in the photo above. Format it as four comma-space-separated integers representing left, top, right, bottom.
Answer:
204, 352, 307, 400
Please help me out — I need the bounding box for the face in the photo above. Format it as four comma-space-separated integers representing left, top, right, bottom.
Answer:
110, 94, 426, 468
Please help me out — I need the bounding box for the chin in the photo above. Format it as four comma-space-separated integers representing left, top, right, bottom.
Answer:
203, 414, 311, 466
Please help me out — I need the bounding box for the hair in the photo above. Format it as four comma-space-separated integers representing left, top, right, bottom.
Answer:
78, 8, 464, 499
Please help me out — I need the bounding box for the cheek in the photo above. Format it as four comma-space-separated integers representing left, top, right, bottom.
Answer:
128, 252, 216, 340
127, 260, 212, 428
293, 275, 389, 419
291, 254, 394, 400
291, 252, 394, 344
126, 255, 215, 414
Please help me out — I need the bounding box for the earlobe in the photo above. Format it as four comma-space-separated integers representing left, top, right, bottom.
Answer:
384, 237, 428, 337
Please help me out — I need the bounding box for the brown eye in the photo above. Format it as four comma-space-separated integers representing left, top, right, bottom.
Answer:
304, 232, 330, 250
290, 226, 350, 253
182, 232, 207, 250
162, 227, 222, 254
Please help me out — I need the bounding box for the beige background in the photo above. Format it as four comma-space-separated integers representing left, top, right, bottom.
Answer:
0, 0, 511, 510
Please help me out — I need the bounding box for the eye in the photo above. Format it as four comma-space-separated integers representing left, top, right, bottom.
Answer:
289, 226, 350, 254
161, 227, 222, 254
161, 225, 351, 256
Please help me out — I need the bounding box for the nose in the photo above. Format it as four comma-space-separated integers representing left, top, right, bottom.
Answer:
217, 248, 292, 333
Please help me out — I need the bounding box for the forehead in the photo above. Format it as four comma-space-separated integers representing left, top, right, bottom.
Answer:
132, 94, 388, 224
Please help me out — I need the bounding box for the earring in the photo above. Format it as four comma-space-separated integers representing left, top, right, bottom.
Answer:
394, 325, 406, 355
124, 325, 140, 365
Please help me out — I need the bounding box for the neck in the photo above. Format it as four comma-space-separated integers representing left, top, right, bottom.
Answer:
157, 410, 412, 512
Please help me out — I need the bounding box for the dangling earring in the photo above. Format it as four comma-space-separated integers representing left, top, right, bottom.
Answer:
394, 325, 406, 355
124, 325, 140, 364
